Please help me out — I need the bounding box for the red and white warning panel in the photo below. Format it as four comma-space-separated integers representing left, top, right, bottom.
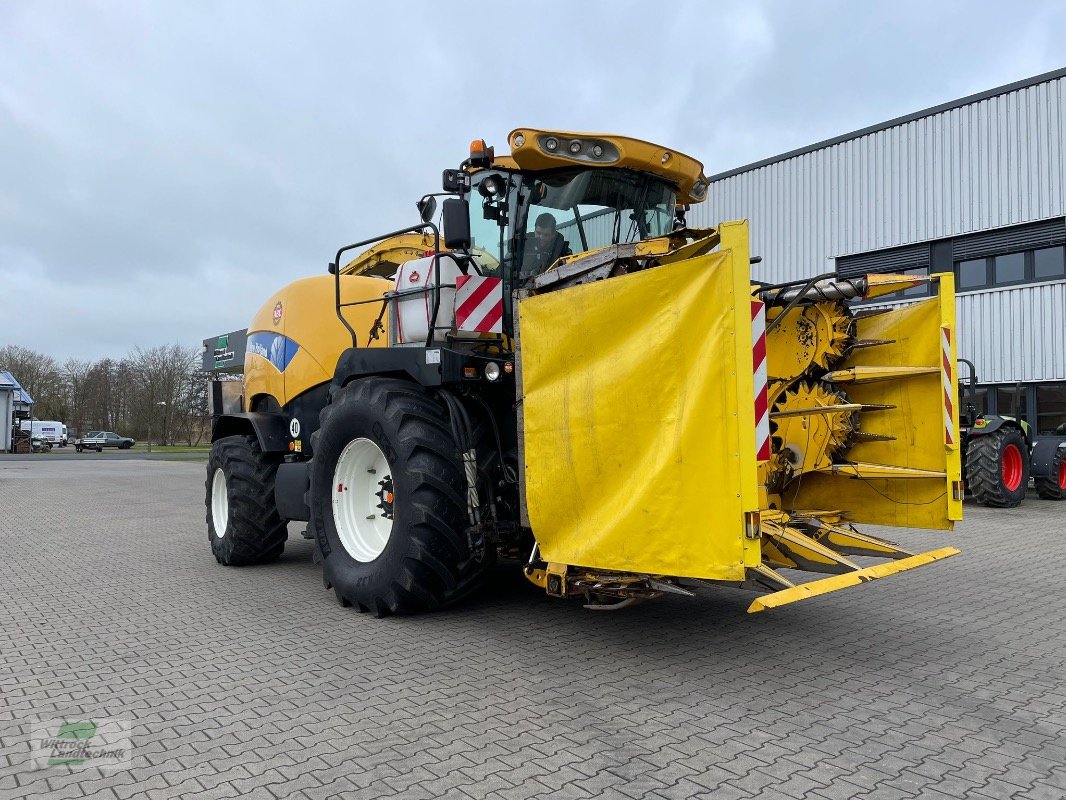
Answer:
941, 326, 955, 446
751, 300, 771, 462
454, 275, 504, 334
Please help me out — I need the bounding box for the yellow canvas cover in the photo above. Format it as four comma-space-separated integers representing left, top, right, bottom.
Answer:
519, 234, 761, 580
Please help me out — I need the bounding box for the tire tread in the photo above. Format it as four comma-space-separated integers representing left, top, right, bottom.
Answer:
312, 378, 491, 615
206, 435, 288, 565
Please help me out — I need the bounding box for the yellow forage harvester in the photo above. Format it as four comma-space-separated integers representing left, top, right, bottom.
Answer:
207, 128, 962, 617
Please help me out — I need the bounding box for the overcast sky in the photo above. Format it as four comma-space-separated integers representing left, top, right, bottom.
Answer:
1, 1, 1064, 363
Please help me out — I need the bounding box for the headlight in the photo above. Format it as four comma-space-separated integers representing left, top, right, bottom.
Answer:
536, 134, 619, 164
478, 174, 504, 198
484, 362, 502, 382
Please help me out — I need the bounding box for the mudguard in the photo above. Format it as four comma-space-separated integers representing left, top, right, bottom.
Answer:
967, 415, 1031, 443
1030, 438, 1066, 479
212, 412, 292, 455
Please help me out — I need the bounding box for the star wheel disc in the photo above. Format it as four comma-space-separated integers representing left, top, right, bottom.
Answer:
769, 382, 858, 480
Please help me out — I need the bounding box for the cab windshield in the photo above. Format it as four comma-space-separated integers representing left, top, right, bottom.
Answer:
465, 168, 677, 288
515, 168, 676, 282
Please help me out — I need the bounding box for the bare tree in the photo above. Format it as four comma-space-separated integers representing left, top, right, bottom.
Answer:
0, 345, 62, 419
4, 343, 209, 444
61, 358, 93, 434
128, 344, 200, 445
175, 371, 211, 446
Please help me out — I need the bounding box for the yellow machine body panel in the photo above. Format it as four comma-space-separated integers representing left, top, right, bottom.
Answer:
244, 274, 391, 407
519, 223, 760, 580
341, 232, 442, 278
784, 274, 963, 528
505, 128, 711, 204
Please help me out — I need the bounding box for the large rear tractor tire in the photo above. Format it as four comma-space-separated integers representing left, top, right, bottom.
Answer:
206, 435, 288, 565
1035, 449, 1066, 501
308, 377, 490, 616
966, 427, 1030, 508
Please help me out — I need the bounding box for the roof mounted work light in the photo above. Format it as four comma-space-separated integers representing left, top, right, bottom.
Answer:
469, 139, 494, 167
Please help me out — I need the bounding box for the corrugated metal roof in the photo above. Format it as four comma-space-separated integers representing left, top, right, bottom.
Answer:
694, 74, 1066, 283
710, 67, 1066, 181
0, 371, 34, 405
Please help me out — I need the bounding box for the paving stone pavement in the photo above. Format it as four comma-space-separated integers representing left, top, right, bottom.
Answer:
1, 459, 1064, 800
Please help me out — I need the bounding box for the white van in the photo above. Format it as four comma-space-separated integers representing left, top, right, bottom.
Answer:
19, 420, 68, 446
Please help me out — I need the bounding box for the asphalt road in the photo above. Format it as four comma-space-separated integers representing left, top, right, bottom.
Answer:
1, 460, 1064, 799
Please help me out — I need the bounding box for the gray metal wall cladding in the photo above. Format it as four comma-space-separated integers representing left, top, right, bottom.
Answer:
957, 283, 1066, 383
693, 76, 1065, 282
692, 74, 1066, 384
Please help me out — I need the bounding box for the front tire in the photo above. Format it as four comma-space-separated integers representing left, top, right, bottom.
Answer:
308, 377, 489, 616
966, 427, 1030, 508
206, 435, 288, 565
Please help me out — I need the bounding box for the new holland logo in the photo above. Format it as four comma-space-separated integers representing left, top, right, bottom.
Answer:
272, 302, 283, 326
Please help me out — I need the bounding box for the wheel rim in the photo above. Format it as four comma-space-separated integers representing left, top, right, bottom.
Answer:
1058, 460, 1066, 490
1001, 444, 1024, 492
332, 438, 394, 562
210, 468, 228, 537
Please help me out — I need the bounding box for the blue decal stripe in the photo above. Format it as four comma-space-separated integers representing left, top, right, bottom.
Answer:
247, 332, 301, 373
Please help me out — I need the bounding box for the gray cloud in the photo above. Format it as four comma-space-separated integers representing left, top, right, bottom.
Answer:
1, 0, 1063, 360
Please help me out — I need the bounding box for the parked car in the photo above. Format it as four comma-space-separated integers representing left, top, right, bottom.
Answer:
75, 431, 136, 452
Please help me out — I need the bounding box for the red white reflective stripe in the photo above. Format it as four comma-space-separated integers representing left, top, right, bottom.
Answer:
752, 300, 771, 462
454, 275, 503, 333
942, 326, 955, 445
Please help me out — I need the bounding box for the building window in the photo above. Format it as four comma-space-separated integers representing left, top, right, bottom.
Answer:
1033, 246, 1065, 280
954, 246, 1066, 293
993, 252, 1026, 284
1035, 383, 1066, 435
956, 258, 988, 290
995, 386, 1027, 422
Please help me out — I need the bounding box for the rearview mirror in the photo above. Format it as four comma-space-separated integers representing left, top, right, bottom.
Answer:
442, 198, 471, 250
416, 195, 437, 223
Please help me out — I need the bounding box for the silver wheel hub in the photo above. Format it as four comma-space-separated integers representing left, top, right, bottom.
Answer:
210, 468, 228, 538
332, 438, 394, 562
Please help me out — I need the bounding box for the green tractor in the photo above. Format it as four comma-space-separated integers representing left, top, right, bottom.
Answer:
959, 359, 1066, 506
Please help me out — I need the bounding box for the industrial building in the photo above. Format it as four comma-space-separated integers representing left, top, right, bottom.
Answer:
0, 371, 34, 453
694, 68, 1066, 439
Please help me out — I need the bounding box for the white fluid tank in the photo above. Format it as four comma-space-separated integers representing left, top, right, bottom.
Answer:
390, 254, 464, 345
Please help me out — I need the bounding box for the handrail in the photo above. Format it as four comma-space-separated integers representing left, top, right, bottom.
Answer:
333, 222, 441, 348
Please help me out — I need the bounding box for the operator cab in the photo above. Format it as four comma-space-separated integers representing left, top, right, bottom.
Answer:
465, 167, 679, 286
447, 129, 709, 287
